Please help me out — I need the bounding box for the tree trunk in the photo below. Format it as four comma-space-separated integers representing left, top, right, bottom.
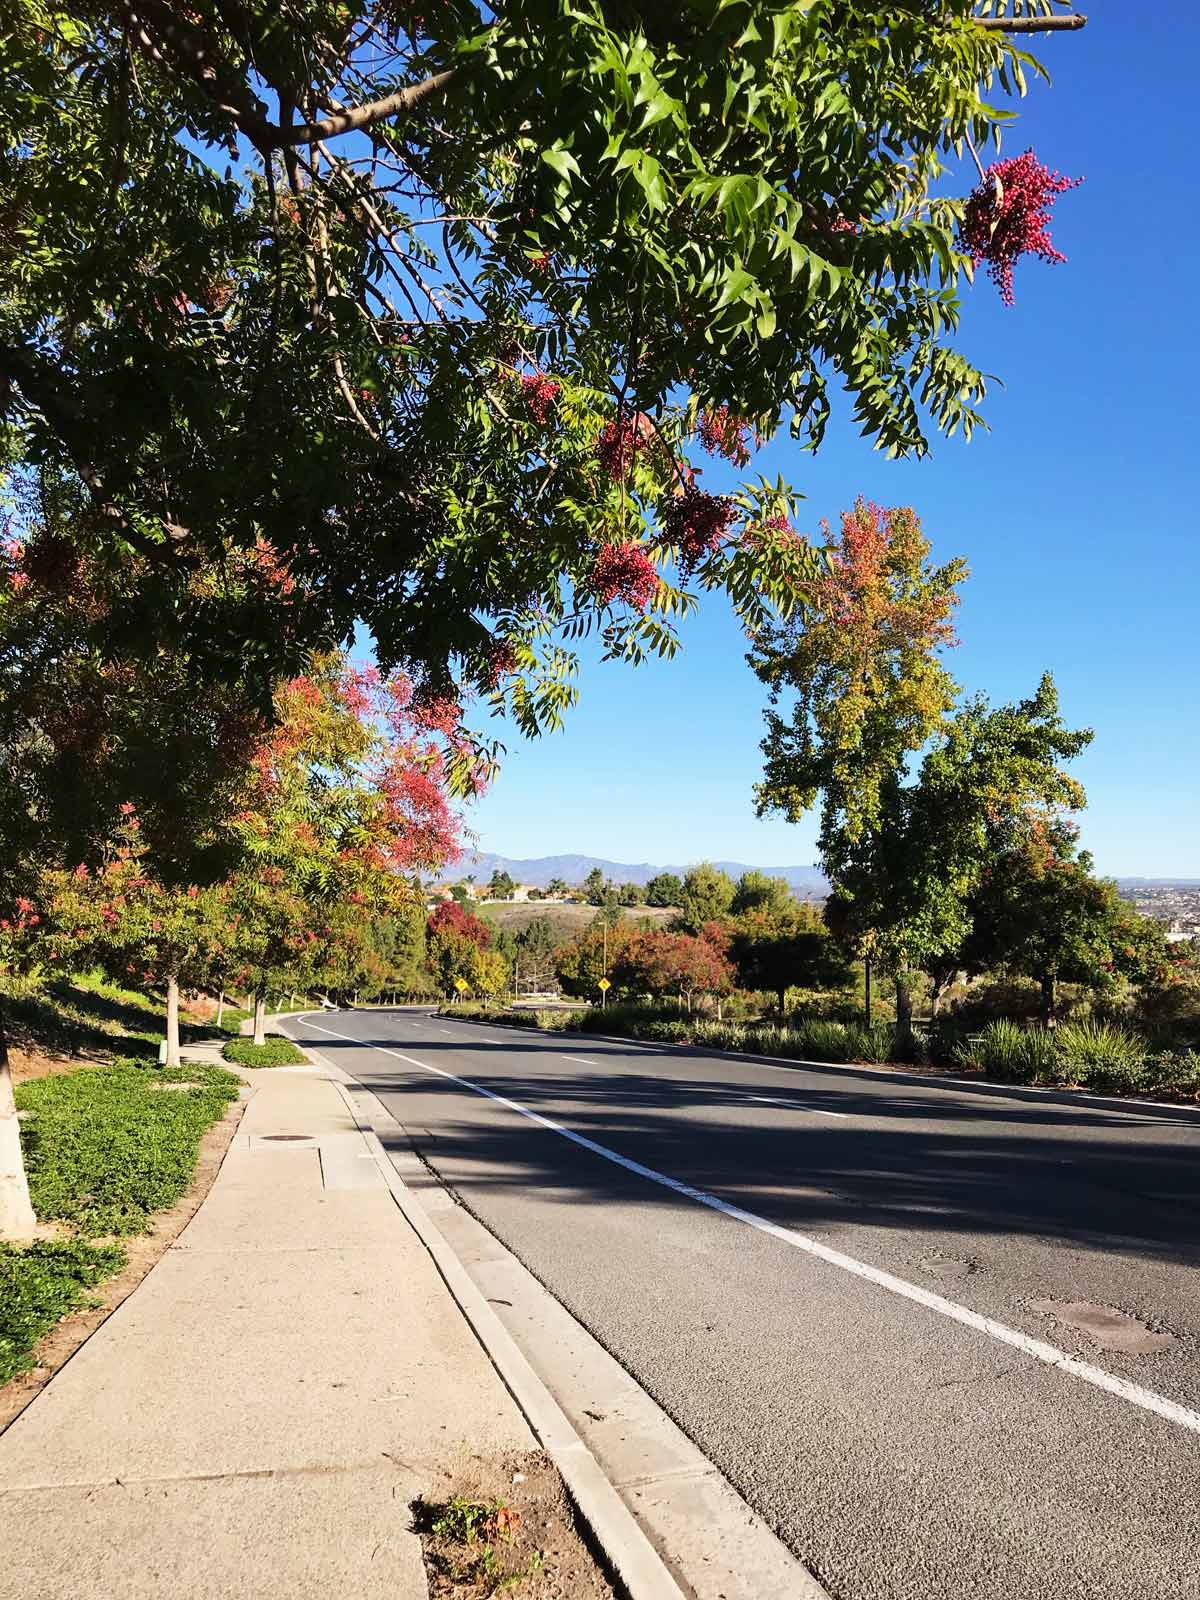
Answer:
1040, 972, 1057, 1025
864, 958, 873, 1028
0, 1010, 37, 1242
253, 989, 267, 1047
164, 974, 182, 1068
894, 971, 914, 1033
216, 990, 225, 1028
778, 988, 786, 1017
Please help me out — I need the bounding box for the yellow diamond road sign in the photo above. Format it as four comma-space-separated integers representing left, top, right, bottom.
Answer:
454, 977, 470, 993
598, 978, 611, 992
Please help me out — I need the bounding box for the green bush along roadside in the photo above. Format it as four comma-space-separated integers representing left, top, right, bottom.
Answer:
437, 1002, 1200, 1102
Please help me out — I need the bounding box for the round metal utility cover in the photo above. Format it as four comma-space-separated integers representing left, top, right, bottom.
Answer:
260, 1134, 314, 1142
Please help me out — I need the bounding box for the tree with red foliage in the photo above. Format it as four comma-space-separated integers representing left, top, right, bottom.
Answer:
428, 901, 492, 949
613, 927, 734, 1012
224, 656, 463, 1042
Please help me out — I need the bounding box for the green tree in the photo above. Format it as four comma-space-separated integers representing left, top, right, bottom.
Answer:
516, 915, 559, 993
488, 869, 517, 901
824, 674, 1094, 1025
547, 879, 569, 897
963, 835, 1166, 1022
676, 864, 736, 933
619, 882, 646, 907
729, 904, 852, 1014
755, 502, 966, 1024
731, 871, 793, 918
644, 872, 684, 909
1, 3, 1078, 784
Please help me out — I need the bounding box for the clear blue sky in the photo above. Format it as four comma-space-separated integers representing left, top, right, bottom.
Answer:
460, 10, 1200, 877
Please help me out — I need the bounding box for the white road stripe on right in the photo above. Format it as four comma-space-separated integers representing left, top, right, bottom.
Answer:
300, 1018, 1200, 1440
561, 1054, 598, 1065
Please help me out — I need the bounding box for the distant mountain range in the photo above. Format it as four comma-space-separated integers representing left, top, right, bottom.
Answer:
436, 851, 830, 898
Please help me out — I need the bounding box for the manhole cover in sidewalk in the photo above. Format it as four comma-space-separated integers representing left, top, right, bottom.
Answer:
261, 1134, 315, 1142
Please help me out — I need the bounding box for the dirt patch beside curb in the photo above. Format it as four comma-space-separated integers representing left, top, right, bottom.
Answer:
0, 1083, 249, 1436
414, 1449, 616, 1598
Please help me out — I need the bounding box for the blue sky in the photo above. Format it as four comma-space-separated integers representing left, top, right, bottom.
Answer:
460, 10, 1200, 877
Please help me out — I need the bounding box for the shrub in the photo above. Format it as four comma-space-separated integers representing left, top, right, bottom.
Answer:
1141, 1051, 1200, 1097
963, 1020, 1064, 1085
1054, 1020, 1144, 1091
222, 1034, 307, 1068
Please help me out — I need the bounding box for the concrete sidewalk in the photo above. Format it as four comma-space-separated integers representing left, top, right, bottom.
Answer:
0, 1061, 536, 1599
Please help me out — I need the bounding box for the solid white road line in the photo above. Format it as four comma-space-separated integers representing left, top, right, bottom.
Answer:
298, 1019, 1200, 1439
561, 1054, 599, 1065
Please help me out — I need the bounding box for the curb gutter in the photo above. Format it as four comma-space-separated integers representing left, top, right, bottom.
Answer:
299, 1040, 692, 1600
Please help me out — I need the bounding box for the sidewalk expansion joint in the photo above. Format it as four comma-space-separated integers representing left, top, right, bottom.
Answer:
0, 1458, 405, 1494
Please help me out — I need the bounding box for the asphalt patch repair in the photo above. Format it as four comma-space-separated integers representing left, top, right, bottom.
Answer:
413, 1449, 615, 1598
1031, 1299, 1177, 1355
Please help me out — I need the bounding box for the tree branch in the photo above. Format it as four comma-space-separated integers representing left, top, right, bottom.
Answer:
975, 12, 1087, 31
258, 72, 458, 148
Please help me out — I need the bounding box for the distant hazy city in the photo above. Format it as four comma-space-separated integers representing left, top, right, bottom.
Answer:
1117, 881, 1200, 940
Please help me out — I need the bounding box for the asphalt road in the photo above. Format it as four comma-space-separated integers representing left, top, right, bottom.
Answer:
286, 1007, 1200, 1600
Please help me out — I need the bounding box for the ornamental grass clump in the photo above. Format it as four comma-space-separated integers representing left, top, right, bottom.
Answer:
1054, 1021, 1144, 1092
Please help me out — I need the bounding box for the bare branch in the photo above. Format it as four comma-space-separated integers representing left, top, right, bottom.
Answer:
975, 12, 1087, 31
258, 71, 458, 148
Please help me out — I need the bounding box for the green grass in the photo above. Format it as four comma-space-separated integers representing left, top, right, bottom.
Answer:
222, 1034, 307, 1068
16, 1059, 241, 1237
0, 1239, 127, 1386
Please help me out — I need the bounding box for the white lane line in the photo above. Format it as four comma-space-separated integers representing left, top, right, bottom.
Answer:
749, 1095, 848, 1119
561, 1054, 598, 1065
300, 1019, 1200, 1439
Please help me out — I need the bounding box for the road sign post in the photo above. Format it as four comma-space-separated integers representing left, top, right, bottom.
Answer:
598, 977, 611, 1009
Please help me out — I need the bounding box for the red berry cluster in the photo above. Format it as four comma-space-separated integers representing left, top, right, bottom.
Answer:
596, 413, 653, 480
18, 532, 83, 596
520, 372, 560, 423
958, 149, 1082, 306
662, 488, 736, 570
483, 637, 518, 688
697, 406, 751, 467
590, 542, 660, 610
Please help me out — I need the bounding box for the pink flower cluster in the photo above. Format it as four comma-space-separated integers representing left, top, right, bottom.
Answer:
520, 372, 560, 423
697, 407, 752, 467
959, 149, 1083, 306
661, 488, 736, 570
590, 542, 660, 610
596, 414, 653, 480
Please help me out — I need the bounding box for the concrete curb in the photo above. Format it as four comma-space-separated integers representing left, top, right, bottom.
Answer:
435, 1010, 1200, 1126
286, 1029, 693, 1600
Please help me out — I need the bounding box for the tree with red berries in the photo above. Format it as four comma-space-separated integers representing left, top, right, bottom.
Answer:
1, 1, 1087, 803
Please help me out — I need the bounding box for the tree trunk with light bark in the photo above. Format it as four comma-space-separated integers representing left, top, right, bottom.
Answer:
164, 975, 182, 1068
0, 1013, 36, 1242
253, 989, 267, 1047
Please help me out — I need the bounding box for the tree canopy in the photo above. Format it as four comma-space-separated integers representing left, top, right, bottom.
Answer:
1, 1, 1068, 799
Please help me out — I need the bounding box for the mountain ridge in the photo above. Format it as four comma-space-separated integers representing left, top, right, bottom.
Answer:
436, 850, 830, 896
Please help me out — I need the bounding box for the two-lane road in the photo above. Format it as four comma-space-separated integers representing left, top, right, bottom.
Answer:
286, 1007, 1200, 1600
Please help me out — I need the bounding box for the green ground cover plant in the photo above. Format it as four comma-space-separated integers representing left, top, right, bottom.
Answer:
17, 1060, 241, 1237
0, 1239, 126, 1385
222, 1035, 307, 1068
